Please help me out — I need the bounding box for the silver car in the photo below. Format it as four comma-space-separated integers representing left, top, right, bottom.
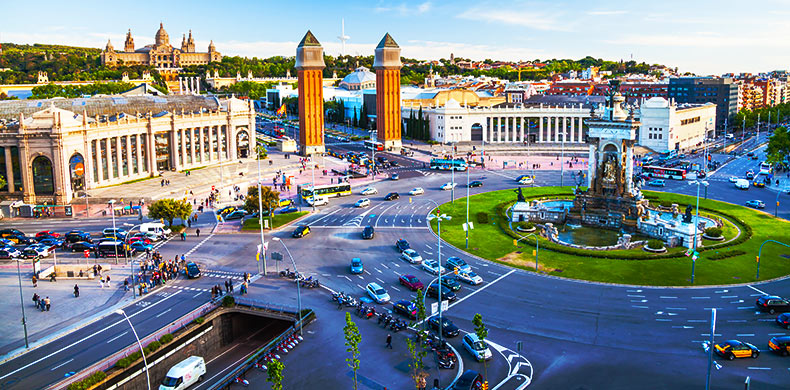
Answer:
400, 249, 423, 264
462, 333, 492, 362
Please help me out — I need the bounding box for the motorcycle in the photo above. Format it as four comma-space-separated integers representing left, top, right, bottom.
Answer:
363, 306, 376, 319
434, 348, 457, 369
332, 291, 347, 302
280, 268, 297, 279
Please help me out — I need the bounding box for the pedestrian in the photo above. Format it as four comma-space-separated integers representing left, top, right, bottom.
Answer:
229, 278, 234, 293
124, 278, 129, 291
181, 254, 186, 263
93, 264, 98, 277
181, 231, 186, 241
97, 264, 103, 276
99, 275, 104, 288
44, 296, 51, 311
32, 293, 39, 307
196, 228, 201, 237
105, 275, 111, 287
32, 275, 37, 288
74, 284, 80, 298
225, 280, 230, 293
188, 219, 192, 228
386, 334, 393, 349
138, 283, 144, 296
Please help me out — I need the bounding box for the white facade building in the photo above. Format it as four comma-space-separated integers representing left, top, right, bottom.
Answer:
638, 97, 716, 152
403, 99, 594, 144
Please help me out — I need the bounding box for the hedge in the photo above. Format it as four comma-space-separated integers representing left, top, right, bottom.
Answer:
67, 371, 107, 390
114, 334, 172, 369
222, 295, 236, 307
705, 227, 723, 237
647, 239, 665, 250
476, 212, 489, 224
707, 249, 747, 260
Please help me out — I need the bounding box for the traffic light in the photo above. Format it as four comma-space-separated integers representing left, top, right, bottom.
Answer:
513, 239, 517, 246
454, 267, 459, 275
756, 256, 760, 263
481, 381, 489, 390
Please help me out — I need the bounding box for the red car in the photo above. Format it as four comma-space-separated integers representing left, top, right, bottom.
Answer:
36, 230, 61, 238
399, 274, 424, 291
127, 237, 152, 245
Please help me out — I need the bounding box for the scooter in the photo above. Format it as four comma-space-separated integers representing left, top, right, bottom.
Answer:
435, 348, 457, 369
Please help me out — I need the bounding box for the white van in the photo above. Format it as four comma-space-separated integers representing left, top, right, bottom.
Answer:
306, 196, 328, 207
140, 222, 172, 239
735, 179, 750, 190
160, 356, 206, 390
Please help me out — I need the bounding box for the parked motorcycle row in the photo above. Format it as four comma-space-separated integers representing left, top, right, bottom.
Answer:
331, 291, 358, 307
279, 268, 319, 288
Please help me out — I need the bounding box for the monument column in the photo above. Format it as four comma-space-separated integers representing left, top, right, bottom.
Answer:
625, 141, 634, 193
373, 33, 403, 150
570, 117, 576, 143
4, 147, 14, 193
538, 117, 543, 142
295, 30, 326, 156
587, 143, 596, 190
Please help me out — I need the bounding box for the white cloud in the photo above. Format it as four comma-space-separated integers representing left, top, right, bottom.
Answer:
374, 1, 432, 16
457, 8, 571, 32
587, 10, 627, 16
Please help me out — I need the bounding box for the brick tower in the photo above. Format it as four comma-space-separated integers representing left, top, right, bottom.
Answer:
295, 30, 326, 156
373, 33, 403, 150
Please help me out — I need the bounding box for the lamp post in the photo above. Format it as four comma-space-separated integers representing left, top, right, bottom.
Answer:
705, 308, 717, 390
465, 161, 470, 249
256, 149, 267, 275
688, 179, 709, 284
122, 223, 144, 298
756, 240, 790, 280
15, 259, 29, 348
272, 237, 302, 335
116, 309, 150, 390
426, 200, 451, 342
560, 131, 566, 187
514, 233, 540, 271
108, 199, 119, 264
776, 190, 783, 218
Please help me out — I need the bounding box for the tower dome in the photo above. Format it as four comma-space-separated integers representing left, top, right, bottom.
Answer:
155, 22, 169, 46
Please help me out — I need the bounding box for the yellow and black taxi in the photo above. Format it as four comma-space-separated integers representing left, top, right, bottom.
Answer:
768, 336, 790, 356
292, 225, 310, 238
714, 340, 759, 360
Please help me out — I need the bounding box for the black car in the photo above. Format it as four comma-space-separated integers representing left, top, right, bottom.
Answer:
362, 225, 375, 240
439, 277, 462, 292
65, 231, 92, 244
20, 249, 40, 260
292, 225, 310, 238
11, 235, 34, 245
428, 315, 461, 337
756, 295, 790, 314
427, 283, 457, 301
768, 336, 790, 356
384, 192, 399, 201
185, 262, 201, 279
70, 241, 97, 252
37, 238, 63, 250
389, 160, 399, 167
395, 239, 410, 252
777, 313, 790, 329
450, 370, 484, 390
468, 180, 483, 188
224, 210, 247, 220
392, 299, 417, 320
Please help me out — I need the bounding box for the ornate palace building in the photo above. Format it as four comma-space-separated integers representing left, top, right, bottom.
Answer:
101, 24, 221, 71
0, 95, 254, 205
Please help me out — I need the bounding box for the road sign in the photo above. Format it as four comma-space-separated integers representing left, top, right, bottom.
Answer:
73, 162, 84, 176
83, 250, 89, 258
271, 252, 283, 261
441, 300, 449, 311
431, 302, 438, 315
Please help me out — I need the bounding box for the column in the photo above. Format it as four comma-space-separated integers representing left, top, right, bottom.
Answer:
519, 117, 525, 143
500, 117, 505, 142
125, 135, 133, 177
115, 136, 122, 179
562, 117, 567, 143
146, 131, 155, 174
538, 117, 543, 143
96, 139, 105, 183
570, 117, 576, 143
199, 127, 205, 163
588, 144, 596, 190
135, 134, 142, 175
4, 147, 14, 192
482, 117, 488, 143
626, 142, 634, 193
208, 126, 214, 162
190, 129, 197, 164
553, 117, 559, 142
180, 128, 187, 167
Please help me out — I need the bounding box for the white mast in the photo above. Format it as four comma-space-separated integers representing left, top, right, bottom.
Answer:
337, 18, 350, 56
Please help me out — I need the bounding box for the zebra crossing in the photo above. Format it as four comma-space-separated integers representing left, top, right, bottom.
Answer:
200, 269, 247, 280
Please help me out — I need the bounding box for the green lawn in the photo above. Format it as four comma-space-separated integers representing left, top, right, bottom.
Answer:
430, 187, 790, 286
242, 211, 308, 231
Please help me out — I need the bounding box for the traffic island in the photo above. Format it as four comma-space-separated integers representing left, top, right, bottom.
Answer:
430, 187, 790, 286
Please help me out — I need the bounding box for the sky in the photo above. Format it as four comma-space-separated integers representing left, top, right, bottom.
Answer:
2, 0, 789, 75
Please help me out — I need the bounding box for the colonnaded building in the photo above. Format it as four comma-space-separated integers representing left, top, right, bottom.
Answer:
101, 24, 221, 71
0, 95, 255, 205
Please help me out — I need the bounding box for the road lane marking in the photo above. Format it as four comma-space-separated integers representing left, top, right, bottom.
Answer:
438, 270, 515, 315
376, 277, 385, 284
50, 358, 74, 371
659, 296, 677, 299
691, 296, 710, 299
714, 289, 729, 293
631, 305, 648, 309
106, 331, 128, 344
730, 300, 744, 304
672, 326, 694, 329
626, 289, 642, 293
747, 367, 771, 370
655, 319, 672, 322
747, 285, 769, 295
768, 333, 786, 336
627, 294, 645, 298
688, 320, 707, 323
738, 306, 752, 309
727, 320, 747, 323
0, 290, 183, 381
736, 333, 755, 337
344, 276, 352, 281
155, 308, 173, 318
666, 307, 687, 310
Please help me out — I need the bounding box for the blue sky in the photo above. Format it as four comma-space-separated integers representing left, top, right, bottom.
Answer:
2, 0, 788, 75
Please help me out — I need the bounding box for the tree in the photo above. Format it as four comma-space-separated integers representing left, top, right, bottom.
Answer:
352, 107, 359, 128
344, 312, 362, 390
147, 198, 192, 226
255, 144, 268, 160
406, 289, 429, 389
0, 174, 5, 190
266, 359, 284, 390
472, 313, 489, 382
359, 100, 369, 130
766, 126, 790, 165
244, 185, 280, 227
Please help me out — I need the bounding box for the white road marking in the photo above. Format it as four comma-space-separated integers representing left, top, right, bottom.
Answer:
659, 296, 677, 299
655, 319, 672, 322
106, 331, 128, 344
768, 333, 786, 336
738, 306, 753, 309
666, 307, 687, 310
391, 286, 401, 292
672, 326, 694, 329
155, 308, 173, 318
714, 289, 729, 293
727, 320, 747, 323
50, 358, 74, 371
376, 277, 385, 284
730, 300, 744, 304
747, 285, 769, 295
632, 305, 648, 309
627, 294, 645, 298
627, 289, 643, 293
721, 295, 738, 299
344, 276, 352, 281
736, 333, 755, 337
747, 367, 771, 370
688, 320, 707, 323
691, 296, 710, 299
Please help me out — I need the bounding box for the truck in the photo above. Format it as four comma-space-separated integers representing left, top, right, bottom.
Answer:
140, 222, 172, 239
160, 356, 206, 390
734, 179, 750, 190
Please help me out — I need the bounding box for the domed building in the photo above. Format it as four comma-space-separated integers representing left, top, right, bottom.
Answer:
101, 23, 221, 76
338, 66, 376, 90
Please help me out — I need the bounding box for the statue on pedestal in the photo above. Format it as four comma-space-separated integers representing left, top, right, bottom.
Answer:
682, 205, 693, 224
514, 187, 526, 203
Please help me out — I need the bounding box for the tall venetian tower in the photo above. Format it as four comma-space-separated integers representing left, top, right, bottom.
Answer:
295, 31, 326, 156
372, 33, 403, 150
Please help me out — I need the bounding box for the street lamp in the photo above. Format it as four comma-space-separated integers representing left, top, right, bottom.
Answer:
15, 258, 29, 348
775, 190, 783, 218
465, 160, 470, 249
123, 223, 145, 298
256, 149, 267, 276
514, 233, 540, 271
271, 237, 302, 335
425, 200, 451, 342
115, 309, 150, 390
108, 199, 119, 264
756, 240, 790, 280
688, 179, 709, 284
704, 308, 717, 390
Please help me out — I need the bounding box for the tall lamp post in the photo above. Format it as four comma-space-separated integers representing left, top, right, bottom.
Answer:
688, 179, 709, 284
122, 223, 144, 298
116, 309, 150, 390
15, 258, 29, 348
514, 233, 540, 271
272, 237, 303, 335
756, 240, 790, 280
425, 199, 451, 342
256, 148, 267, 276
465, 161, 470, 249
108, 199, 119, 264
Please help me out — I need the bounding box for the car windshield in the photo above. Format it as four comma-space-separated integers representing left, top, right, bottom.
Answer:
375, 288, 386, 295
352, 260, 361, 266
472, 341, 488, 350
162, 376, 181, 386
467, 271, 478, 278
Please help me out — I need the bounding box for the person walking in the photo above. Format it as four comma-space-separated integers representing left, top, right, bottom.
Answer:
196, 228, 201, 237
32, 293, 40, 307
32, 275, 37, 288
224, 280, 230, 293
228, 278, 234, 293
386, 334, 393, 349
99, 275, 104, 288
44, 296, 51, 311
105, 275, 111, 288
73, 284, 80, 298
124, 278, 129, 291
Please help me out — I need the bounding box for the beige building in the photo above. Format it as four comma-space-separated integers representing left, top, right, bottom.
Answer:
101, 24, 221, 71
0, 95, 255, 205
638, 97, 716, 152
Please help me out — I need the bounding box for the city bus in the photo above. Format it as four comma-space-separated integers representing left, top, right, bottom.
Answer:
298, 183, 352, 199
429, 158, 468, 171
658, 150, 678, 161
643, 166, 686, 180
363, 140, 384, 151
759, 162, 772, 175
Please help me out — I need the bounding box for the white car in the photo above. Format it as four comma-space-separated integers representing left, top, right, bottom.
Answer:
365, 282, 390, 304
728, 176, 739, 183
27, 244, 50, 257
306, 196, 328, 207
355, 198, 371, 208
518, 177, 534, 185
408, 187, 425, 196
421, 259, 446, 275
400, 249, 423, 264
440, 182, 457, 191
360, 187, 378, 196
456, 270, 483, 285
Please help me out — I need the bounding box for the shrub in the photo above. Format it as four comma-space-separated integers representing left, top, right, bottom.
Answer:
145, 341, 162, 353
517, 221, 535, 230
708, 250, 746, 260
193, 316, 205, 324
222, 295, 236, 307
67, 371, 107, 390
659, 201, 673, 208
115, 351, 142, 369
476, 212, 489, 224
704, 227, 722, 237
159, 333, 174, 344
646, 239, 665, 250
